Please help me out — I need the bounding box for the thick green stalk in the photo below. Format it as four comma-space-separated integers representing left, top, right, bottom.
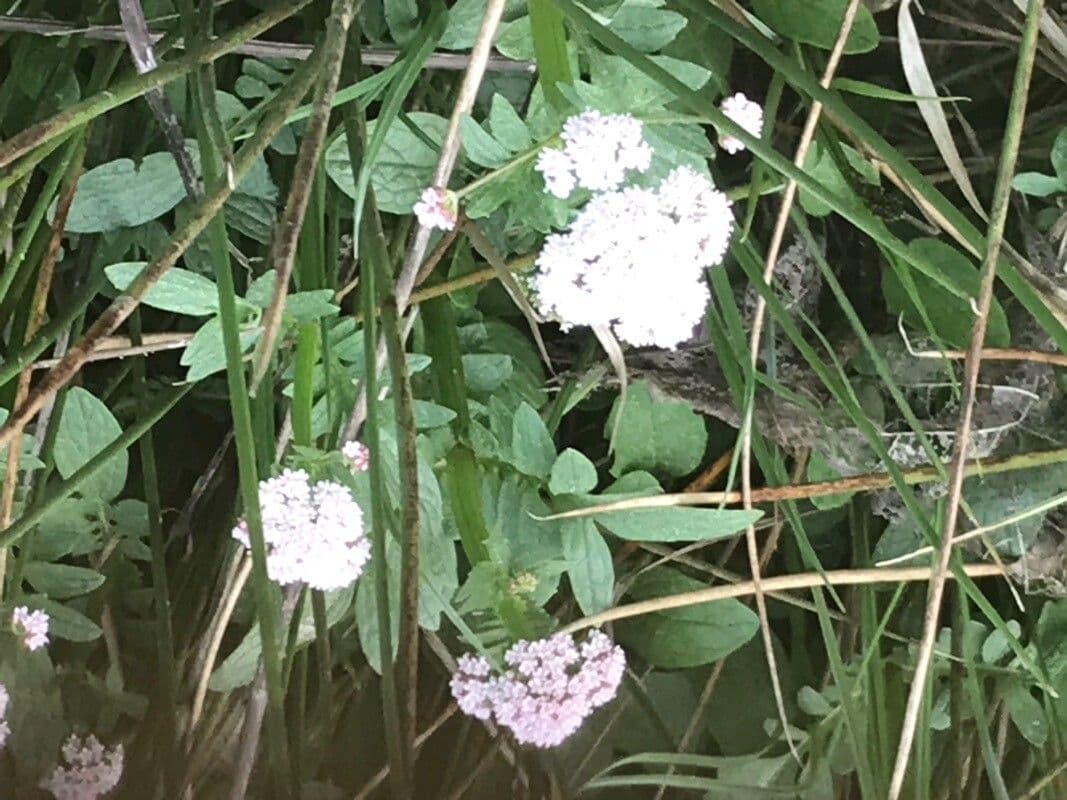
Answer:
420, 294, 491, 564
0, 0, 314, 168
382, 294, 420, 781
199, 110, 294, 800
345, 80, 406, 792
130, 311, 178, 793
292, 325, 319, 447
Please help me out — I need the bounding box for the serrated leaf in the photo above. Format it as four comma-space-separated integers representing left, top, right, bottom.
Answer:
23, 562, 105, 600
64, 151, 199, 233
616, 567, 759, 668
325, 112, 448, 214
608, 381, 707, 478
562, 519, 614, 614
106, 262, 219, 316
549, 448, 598, 495
510, 403, 556, 478
460, 114, 511, 167
53, 387, 127, 501
488, 94, 533, 152
752, 0, 879, 54
595, 506, 762, 542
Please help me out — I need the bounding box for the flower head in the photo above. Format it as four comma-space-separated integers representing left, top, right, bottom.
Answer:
450, 631, 626, 748
718, 92, 763, 155
534, 166, 733, 348
413, 186, 458, 231
41, 734, 124, 800
0, 684, 9, 749
342, 441, 371, 473
536, 147, 577, 199
12, 606, 50, 651
232, 469, 370, 591
535, 110, 652, 198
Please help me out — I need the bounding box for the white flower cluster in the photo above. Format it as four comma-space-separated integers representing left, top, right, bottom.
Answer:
12, 605, 50, 651
0, 684, 9, 750
535, 165, 733, 348
718, 92, 763, 155
41, 734, 124, 800
451, 631, 626, 748
535, 110, 653, 198
232, 469, 370, 591
413, 186, 458, 231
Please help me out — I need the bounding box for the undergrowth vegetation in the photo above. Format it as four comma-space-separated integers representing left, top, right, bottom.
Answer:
2, 0, 1067, 797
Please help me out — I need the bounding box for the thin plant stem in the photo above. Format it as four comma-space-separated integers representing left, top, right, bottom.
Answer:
888, 2, 1045, 796
736, 0, 863, 760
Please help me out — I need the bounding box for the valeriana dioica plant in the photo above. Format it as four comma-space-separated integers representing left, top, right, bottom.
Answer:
2, 0, 1067, 797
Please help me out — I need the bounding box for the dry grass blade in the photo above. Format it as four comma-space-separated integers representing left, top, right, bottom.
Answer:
898, 0, 987, 219
559, 563, 1004, 635
887, 2, 1046, 797
738, 0, 863, 761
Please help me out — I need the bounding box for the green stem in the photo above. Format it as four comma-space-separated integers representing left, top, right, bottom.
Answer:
292, 324, 319, 447
130, 311, 178, 793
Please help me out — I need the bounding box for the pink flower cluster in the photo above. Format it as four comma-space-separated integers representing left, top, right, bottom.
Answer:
342, 440, 371, 473
41, 734, 124, 800
450, 631, 626, 748
13, 605, 50, 651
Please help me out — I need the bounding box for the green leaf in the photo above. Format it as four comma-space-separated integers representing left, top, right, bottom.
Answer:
510, 402, 556, 478
562, 519, 614, 614
181, 317, 261, 382
616, 567, 759, 668
588, 53, 709, 113
26, 596, 101, 642
1051, 127, 1067, 183
105, 262, 220, 316
413, 400, 457, 429
1005, 680, 1048, 747
609, 381, 707, 478
23, 563, 105, 600
211, 587, 356, 690
488, 94, 533, 152
549, 448, 598, 495
355, 559, 399, 674
64, 151, 198, 233
1012, 171, 1063, 197
882, 238, 1011, 348
285, 290, 340, 322
595, 506, 762, 542
607, 2, 687, 52
460, 114, 510, 167
751, 0, 879, 54
53, 387, 128, 501
385, 0, 420, 44
462, 353, 514, 393
439, 0, 492, 49
326, 112, 448, 214
805, 452, 853, 510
